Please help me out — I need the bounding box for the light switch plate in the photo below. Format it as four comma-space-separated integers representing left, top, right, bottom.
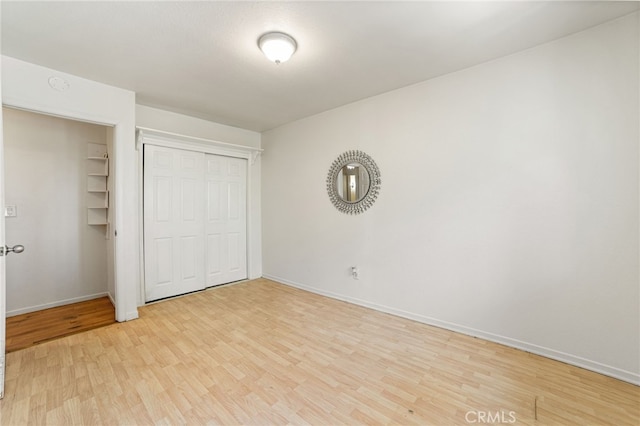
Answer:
5, 205, 17, 217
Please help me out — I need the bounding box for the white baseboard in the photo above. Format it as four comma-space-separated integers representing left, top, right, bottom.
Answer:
6, 292, 109, 317
263, 274, 640, 386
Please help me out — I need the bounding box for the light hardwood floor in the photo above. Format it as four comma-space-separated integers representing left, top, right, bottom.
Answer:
6, 297, 116, 353
0, 278, 638, 425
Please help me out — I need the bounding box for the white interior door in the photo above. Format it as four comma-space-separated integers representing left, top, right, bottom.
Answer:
144, 145, 205, 302
0, 96, 5, 399
205, 155, 247, 286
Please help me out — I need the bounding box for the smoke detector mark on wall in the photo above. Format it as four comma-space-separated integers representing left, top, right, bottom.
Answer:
48, 76, 70, 92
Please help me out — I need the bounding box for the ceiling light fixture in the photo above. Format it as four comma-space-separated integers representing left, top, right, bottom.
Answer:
258, 32, 297, 64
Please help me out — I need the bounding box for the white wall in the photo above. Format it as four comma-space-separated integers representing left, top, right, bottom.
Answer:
3, 108, 109, 315
2, 56, 138, 322
136, 105, 263, 286
262, 13, 640, 384
137, 105, 260, 149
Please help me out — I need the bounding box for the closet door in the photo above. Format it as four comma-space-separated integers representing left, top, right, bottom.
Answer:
144, 145, 205, 302
205, 155, 247, 287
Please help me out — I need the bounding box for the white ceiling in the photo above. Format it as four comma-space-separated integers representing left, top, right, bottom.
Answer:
2, 1, 638, 132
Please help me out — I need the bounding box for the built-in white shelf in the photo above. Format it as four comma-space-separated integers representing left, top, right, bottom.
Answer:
87, 191, 109, 208
87, 157, 108, 176
86, 143, 109, 228
87, 207, 108, 225
87, 174, 107, 192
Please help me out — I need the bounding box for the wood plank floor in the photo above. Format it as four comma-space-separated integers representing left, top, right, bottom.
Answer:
0, 279, 638, 425
5, 296, 115, 353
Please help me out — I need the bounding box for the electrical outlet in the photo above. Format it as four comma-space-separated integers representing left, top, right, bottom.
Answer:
5, 205, 17, 217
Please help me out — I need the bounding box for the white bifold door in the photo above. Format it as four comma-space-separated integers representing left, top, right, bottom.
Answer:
144, 145, 247, 302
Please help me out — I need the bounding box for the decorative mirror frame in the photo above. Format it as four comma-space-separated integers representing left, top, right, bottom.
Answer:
326, 150, 381, 215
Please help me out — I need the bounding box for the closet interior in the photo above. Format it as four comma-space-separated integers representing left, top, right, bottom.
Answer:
2, 107, 115, 349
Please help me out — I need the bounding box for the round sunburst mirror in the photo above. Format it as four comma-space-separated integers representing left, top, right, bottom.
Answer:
326, 150, 381, 215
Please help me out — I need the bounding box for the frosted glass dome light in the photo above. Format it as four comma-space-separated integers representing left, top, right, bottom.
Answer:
258, 32, 297, 64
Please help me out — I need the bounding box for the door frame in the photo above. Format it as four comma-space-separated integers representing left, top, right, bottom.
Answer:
136, 127, 262, 304
2, 56, 139, 323
0, 106, 130, 321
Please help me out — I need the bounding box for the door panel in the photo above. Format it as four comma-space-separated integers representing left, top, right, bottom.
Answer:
154, 176, 172, 222
207, 233, 221, 275
154, 150, 172, 168
0, 88, 6, 398
229, 182, 240, 219
155, 238, 173, 284
207, 181, 221, 221
205, 155, 247, 286
228, 232, 240, 271
144, 145, 205, 302
181, 178, 197, 221
180, 236, 197, 280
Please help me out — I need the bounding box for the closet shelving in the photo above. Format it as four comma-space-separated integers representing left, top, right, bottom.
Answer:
86, 143, 109, 226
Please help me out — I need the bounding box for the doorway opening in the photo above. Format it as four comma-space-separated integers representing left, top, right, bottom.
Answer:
2, 107, 117, 346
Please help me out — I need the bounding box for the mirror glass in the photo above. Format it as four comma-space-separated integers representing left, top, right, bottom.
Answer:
336, 163, 370, 203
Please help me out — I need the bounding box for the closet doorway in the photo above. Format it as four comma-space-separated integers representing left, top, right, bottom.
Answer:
2, 107, 116, 345
143, 144, 247, 302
